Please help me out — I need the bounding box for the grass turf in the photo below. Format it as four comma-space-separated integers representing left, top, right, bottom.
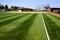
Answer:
0, 13, 47, 40
43, 13, 60, 40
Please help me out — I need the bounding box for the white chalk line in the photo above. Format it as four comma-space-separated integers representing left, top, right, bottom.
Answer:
41, 14, 50, 40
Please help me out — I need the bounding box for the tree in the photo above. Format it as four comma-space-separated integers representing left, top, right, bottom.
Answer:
0, 4, 4, 9
14, 6, 19, 10
44, 4, 50, 10
9, 6, 13, 11
5, 5, 8, 9
11, 6, 19, 11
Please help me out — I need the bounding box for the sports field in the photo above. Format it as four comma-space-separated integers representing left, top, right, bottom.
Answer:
43, 13, 60, 40
0, 12, 60, 40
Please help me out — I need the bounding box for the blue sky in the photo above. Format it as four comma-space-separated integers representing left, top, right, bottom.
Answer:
0, 0, 60, 9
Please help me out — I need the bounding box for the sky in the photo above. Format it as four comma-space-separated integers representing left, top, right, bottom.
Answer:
0, 0, 60, 9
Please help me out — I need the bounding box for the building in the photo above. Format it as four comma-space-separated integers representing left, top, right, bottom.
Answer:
50, 8, 60, 14
0, 9, 9, 12
0, 9, 5, 12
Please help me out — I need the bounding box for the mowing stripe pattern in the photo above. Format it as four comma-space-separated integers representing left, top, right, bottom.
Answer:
0, 13, 48, 40
0, 14, 29, 27
43, 13, 60, 40
24, 14, 47, 40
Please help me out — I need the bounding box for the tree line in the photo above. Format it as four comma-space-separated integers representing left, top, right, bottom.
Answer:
0, 4, 33, 11
0, 4, 8, 9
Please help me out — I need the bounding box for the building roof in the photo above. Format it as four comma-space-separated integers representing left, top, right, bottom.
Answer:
51, 8, 60, 10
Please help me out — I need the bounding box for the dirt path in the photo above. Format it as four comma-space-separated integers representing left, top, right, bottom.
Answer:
6, 11, 60, 17
6, 11, 49, 13
49, 12, 60, 17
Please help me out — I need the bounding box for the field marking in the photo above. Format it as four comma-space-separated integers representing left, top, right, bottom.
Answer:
41, 14, 50, 40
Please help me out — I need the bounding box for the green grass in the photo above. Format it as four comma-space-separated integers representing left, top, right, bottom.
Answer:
43, 13, 60, 40
0, 13, 47, 40
24, 14, 47, 40
0, 14, 29, 27
1, 12, 60, 40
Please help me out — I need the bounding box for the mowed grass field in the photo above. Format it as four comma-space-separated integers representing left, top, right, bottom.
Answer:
0, 13, 47, 40
0, 12, 60, 40
43, 13, 60, 40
